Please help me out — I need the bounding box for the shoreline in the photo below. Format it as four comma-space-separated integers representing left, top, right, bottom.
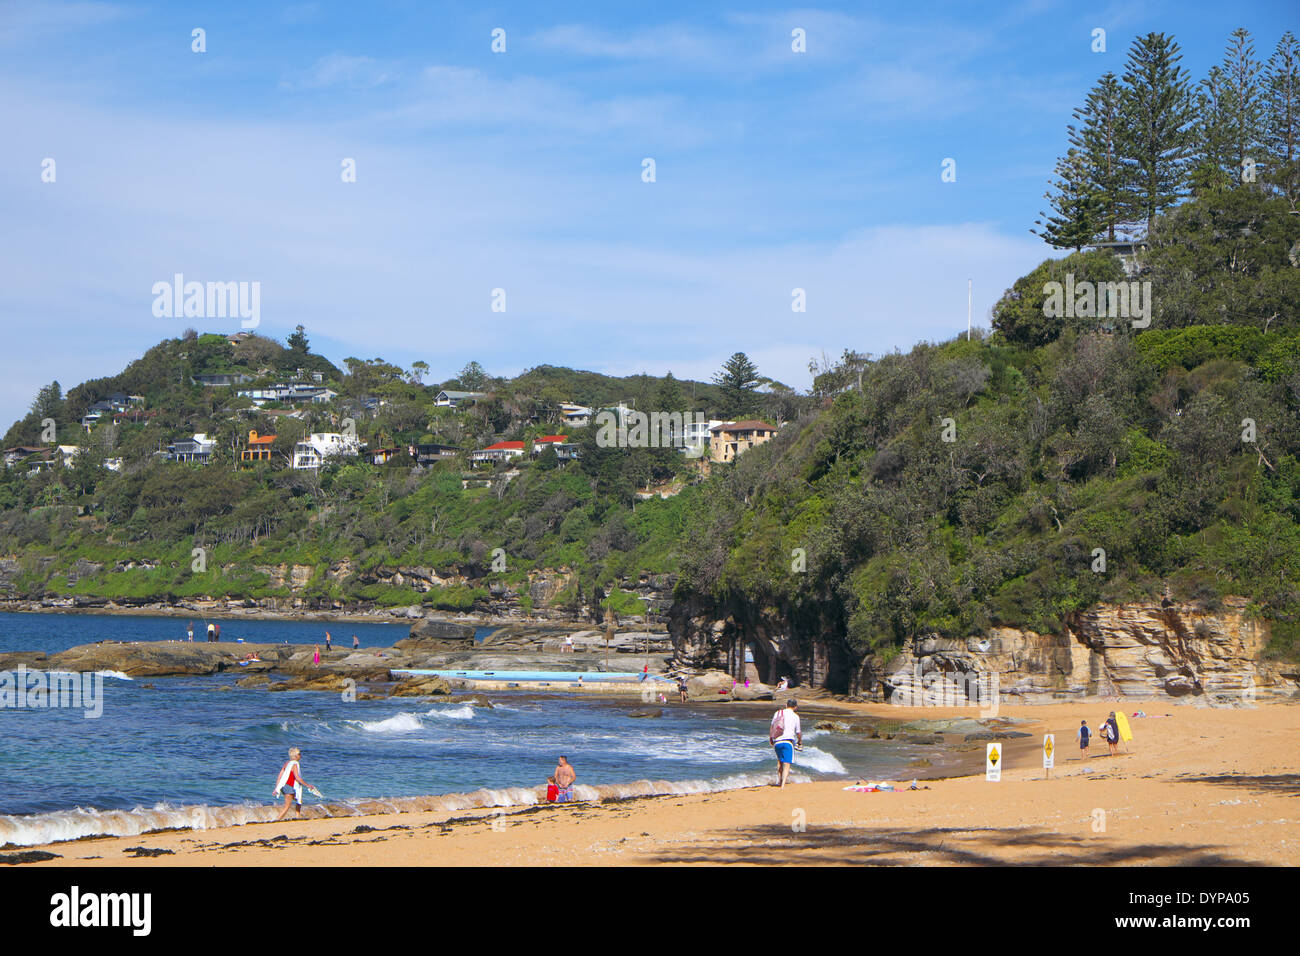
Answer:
10, 700, 1296, 866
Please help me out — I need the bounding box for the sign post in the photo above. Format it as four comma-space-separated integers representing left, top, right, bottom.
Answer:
1043, 734, 1055, 778
986, 742, 1001, 782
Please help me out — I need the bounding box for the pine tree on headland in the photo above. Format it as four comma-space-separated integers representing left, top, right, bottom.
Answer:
1220, 28, 1264, 186
286, 324, 310, 354
1118, 32, 1197, 236
713, 352, 760, 419
1191, 65, 1235, 195
1068, 73, 1127, 241
1263, 31, 1300, 204
1032, 148, 1103, 250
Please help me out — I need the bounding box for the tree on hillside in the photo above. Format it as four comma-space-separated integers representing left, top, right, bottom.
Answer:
1118, 32, 1197, 236
30, 382, 65, 424
1264, 31, 1300, 204
1220, 28, 1264, 184
1068, 72, 1128, 241
409, 361, 429, 385
287, 325, 311, 355
1032, 148, 1103, 250
1192, 66, 1236, 195
713, 353, 761, 418
458, 361, 489, 391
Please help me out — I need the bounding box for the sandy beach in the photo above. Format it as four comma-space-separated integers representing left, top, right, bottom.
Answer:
17, 700, 1298, 867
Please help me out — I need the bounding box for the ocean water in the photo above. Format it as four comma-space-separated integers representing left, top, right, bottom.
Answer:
0, 610, 414, 653
0, 612, 924, 847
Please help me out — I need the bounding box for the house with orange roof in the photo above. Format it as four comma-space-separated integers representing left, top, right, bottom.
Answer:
241, 429, 276, 463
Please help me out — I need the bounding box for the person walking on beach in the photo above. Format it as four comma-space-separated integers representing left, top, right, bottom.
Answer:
770, 698, 803, 789
553, 756, 576, 803
1104, 712, 1120, 756
273, 747, 315, 820
1077, 720, 1091, 759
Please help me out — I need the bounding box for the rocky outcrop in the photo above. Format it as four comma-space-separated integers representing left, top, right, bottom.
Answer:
671, 595, 1299, 706
389, 675, 451, 696
861, 599, 1295, 706
48, 642, 244, 677
400, 619, 476, 646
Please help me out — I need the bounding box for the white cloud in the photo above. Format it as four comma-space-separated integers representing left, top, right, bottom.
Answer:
280, 53, 395, 91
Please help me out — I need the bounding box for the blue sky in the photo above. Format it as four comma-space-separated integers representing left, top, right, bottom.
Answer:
1, 0, 1296, 426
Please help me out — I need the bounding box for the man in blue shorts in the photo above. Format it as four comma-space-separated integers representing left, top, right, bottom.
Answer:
769, 698, 803, 788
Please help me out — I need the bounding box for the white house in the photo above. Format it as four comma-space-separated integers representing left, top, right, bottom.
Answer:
434, 390, 486, 408
559, 402, 594, 427
292, 432, 360, 470
682, 419, 726, 456
168, 433, 217, 464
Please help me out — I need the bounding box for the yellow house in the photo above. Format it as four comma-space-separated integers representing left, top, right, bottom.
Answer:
708, 420, 778, 463
241, 429, 276, 462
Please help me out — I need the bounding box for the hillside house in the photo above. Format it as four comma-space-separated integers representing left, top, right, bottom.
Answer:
530, 435, 568, 456
559, 402, 593, 427
237, 383, 337, 406
291, 432, 360, 470
708, 420, 778, 463
241, 430, 276, 463
409, 443, 461, 465
3, 446, 50, 469
469, 440, 525, 464
682, 418, 726, 458
168, 433, 217, 464
192, 373, 252, 388
434, 390, 486, 408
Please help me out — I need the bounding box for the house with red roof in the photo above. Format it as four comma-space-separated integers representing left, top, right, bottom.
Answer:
469, 440, 525, 464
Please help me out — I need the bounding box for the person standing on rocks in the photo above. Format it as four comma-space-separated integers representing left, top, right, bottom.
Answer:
206, 622, 215, 642
553, 755, 576, 803
353, 635, 360, 651
325, 631, 332, 652
769, 698, 803, 788
313, 644, 321, 668
186, 622, 194, 642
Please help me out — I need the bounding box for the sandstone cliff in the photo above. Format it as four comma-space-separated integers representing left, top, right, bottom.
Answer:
670, 595, 1299, 706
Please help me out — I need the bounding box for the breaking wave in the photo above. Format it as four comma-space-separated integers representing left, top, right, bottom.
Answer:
0, 771, 807, 849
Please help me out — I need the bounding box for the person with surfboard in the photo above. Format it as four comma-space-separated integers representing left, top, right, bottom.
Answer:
1104, 712, 1120, 756
273, 747, 321, 820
